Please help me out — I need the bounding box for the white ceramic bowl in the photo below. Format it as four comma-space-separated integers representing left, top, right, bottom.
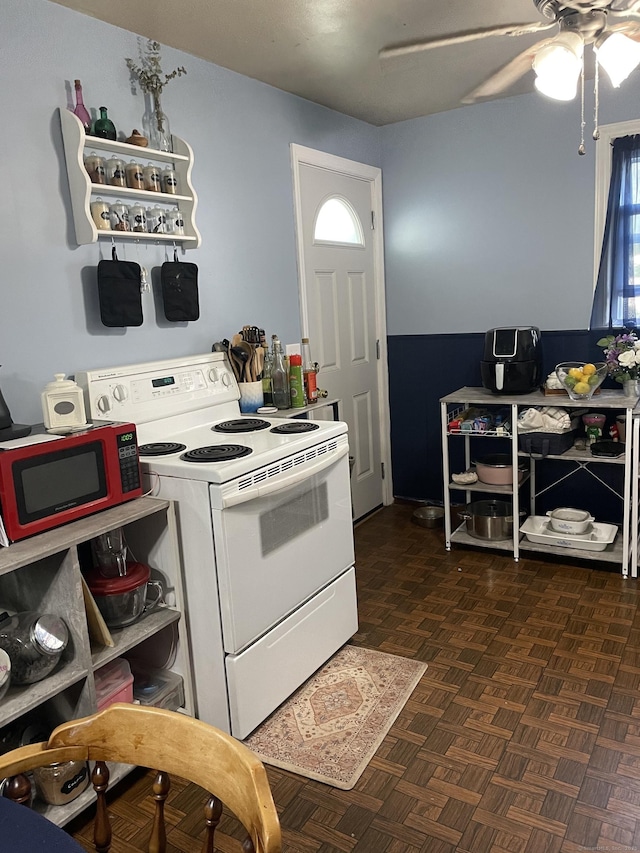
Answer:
546, 507, 594, 535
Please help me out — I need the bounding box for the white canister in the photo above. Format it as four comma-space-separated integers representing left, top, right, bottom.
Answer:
41, 374, 87, 431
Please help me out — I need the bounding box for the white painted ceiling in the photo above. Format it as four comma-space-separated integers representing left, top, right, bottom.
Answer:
48, 0, 554, 126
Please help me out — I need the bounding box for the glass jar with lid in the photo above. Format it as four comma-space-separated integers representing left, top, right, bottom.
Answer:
106, 157, 126, 188
90, 198, 110, 231
0, 611, 68, 684
142, 164, 161, 192
109, 200, 130, 232
125, 160, 144, 190
83, 152, 106, 185
32, 760, 89, 805
166, 208, 184, 235
129, 204, 147, 233
162, 167, 178, 195
148, 206, 167, 234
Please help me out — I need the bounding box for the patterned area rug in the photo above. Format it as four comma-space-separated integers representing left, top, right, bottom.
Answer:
243, 645, 427, 790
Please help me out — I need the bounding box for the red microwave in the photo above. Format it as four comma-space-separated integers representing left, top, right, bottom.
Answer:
0, 422, 142, 542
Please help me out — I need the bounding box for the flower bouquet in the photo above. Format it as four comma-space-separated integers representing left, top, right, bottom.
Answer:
597, 330, 640, 384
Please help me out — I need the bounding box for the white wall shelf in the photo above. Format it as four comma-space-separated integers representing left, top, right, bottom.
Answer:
58, 108, 201, 248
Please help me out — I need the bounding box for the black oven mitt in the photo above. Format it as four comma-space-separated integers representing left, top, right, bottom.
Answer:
97, 246, 143, 327
160, 250, 199, 322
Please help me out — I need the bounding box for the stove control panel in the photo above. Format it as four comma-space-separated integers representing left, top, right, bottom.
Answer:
131, 368, 208, 402
76, 353, 239, 424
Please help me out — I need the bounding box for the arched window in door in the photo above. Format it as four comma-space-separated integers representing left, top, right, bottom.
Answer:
313, 196, 365, 247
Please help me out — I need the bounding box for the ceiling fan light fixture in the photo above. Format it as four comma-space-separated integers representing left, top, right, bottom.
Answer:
533, 31, 584, 101
596, 32, 640, 88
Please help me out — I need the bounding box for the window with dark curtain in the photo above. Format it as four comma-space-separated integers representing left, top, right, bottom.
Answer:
590, 134, 640, 330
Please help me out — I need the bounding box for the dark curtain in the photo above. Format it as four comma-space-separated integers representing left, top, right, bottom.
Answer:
590, 134, 640, 330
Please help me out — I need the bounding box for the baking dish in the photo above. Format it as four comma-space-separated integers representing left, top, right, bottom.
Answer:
546, 508, 594, 535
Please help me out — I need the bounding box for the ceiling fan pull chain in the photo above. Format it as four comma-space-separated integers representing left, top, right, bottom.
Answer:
593, 54, 600, 142
578, 58, 586, 156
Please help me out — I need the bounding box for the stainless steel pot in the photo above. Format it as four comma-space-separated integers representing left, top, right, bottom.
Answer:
459, 500, 524, 541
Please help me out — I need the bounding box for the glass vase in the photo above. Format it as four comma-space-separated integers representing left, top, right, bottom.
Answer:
622, 378, 640, 398
144, 93, 172, 152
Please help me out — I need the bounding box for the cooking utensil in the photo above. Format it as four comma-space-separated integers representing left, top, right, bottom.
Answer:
474, 454, 526, 485
459, 500, 524, 541
232, 342, 253, 382
254, 345, 264, 379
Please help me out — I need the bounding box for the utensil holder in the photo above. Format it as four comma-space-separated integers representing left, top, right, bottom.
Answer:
239, 381, 264, 413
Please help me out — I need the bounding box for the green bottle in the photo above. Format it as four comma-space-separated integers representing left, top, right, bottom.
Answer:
93, 106, 116, 141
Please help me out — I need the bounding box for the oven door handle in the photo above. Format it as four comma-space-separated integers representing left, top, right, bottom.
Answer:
221, 444, 350, 507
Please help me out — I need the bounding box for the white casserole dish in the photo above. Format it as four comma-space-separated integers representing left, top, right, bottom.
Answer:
546, 507, 594, 535
520, 517, 617, 551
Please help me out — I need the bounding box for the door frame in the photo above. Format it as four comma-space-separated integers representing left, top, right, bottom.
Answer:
290, 143, 393, 510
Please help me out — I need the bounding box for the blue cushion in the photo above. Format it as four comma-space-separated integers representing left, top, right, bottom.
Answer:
0, 795, 85, 851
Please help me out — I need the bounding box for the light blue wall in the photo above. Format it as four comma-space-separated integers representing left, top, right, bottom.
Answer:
380, 83, 640, 335
6, 0, 640, 427
1, 0, 380, 425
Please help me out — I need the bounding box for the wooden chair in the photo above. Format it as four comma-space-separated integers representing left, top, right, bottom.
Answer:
0, 703, 282, 853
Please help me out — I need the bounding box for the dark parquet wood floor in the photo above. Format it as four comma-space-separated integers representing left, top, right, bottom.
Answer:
67, 502, 640, 852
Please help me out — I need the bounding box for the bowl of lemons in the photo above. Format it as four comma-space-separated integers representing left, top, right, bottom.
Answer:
555, 361, 608, 401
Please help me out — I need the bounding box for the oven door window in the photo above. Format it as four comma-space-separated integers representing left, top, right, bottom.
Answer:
259, 479, 329, 557
210, 453, 354, 655
14, 443, 107, 523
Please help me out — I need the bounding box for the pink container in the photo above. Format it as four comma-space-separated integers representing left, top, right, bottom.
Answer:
582, 413, 606, 428
475, 454, 525, 485
95, 658, 133, 711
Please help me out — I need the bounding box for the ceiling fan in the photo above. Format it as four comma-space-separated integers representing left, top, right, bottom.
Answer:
379, 1, 640, 104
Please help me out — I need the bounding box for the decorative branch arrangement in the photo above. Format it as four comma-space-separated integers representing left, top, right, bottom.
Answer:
125, 39, 186, 139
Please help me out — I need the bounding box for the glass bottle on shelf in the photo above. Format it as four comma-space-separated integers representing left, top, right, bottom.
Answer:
144, 93, 172, 152
93, 106, 117, 140
73, 79, 92, 134
301, 337, 318, 404
262, 349, 273, 406
271, 336, 291, 410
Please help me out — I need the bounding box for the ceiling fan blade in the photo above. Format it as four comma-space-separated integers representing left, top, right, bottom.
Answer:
378, 21, 556, 61
461, 38, 555, 103
610, 8, 640, 18
612, 0, 640, 12
608, 20, 640, 37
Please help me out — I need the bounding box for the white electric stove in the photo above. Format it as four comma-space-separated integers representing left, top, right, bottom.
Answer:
77, 352, 358, 738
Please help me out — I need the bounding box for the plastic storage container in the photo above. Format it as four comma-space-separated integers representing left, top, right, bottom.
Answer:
94, 658, 133, 711
131, 665, 184, 711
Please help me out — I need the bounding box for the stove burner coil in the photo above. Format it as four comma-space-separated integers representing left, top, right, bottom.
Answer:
139, 442, 187, 456
270, 422, 320, 434
213, 419, 270, 433
180, 445, 253, 462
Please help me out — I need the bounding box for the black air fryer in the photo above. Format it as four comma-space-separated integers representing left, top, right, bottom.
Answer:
481, 327, 542, 394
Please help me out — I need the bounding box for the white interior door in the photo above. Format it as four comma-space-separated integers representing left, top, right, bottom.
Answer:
291, 144, 391, 521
